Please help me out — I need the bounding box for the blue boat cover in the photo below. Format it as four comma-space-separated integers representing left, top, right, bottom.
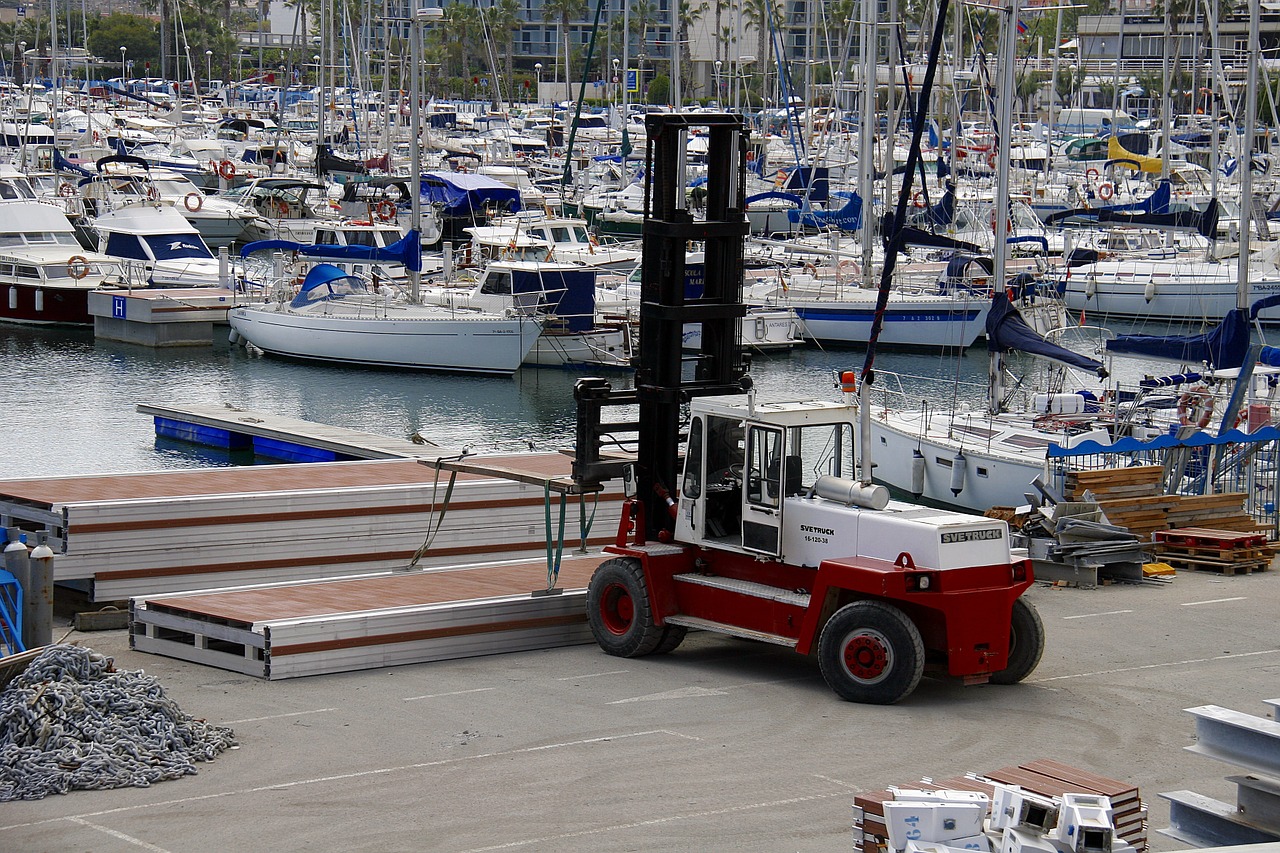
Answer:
421, 171, 521, 215
1045, 180, 1172, 227
53, 148, 93, 178
787, 192, 861, 230
240, 230, 423, 273
987, 291, 1107, 376
290, 264, 364, 307
1107, 307, 1249, 370
512, 267, 597, 333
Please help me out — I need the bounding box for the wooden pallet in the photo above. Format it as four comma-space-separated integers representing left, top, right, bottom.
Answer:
1154, 527, 1268, 551
1157, 552, 1271, 575
851, 759, 1147, 853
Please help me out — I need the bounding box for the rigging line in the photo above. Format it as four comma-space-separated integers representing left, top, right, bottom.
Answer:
559, 0, 609, 191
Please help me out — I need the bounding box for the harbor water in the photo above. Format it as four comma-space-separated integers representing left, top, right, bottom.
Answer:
1, 323, 1004, 479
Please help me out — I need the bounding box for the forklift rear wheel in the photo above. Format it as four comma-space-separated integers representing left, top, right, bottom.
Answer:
818, 600, 924, 704
988, 596, 1045, 685
587, 557, 667, 657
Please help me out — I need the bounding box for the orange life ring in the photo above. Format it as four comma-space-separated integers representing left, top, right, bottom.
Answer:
375, 200, 397, 221
1097, 181, 1114, 201
218, 160, 236, 180
837, 259, 859, 281
91, 130, 102, 144
1177, 386, 1214, 428
987, 151, 997, 168
184, 191, 204, 212
58, 182, 76, 198
802, 262, 818, 277
911, 191, 927, 208
1085, 167, 1100, 181
67, 255, 90, 280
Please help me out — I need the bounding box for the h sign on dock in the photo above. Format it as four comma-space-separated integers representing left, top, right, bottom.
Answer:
112, 295, 127, 319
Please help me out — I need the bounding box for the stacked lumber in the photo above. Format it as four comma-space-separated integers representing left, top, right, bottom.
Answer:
852, 759, 1147, 853
1062, 466, 1269, 541
1153, 527, 1273, 575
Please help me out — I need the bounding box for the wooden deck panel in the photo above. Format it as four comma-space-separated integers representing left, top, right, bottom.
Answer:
0, 453, 575, 507
148, 555, 603, 624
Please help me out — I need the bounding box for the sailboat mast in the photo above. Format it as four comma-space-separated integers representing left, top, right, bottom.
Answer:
989, 0, 1019, 417
857, 0, 876, 288
1237, 0, 1260, 310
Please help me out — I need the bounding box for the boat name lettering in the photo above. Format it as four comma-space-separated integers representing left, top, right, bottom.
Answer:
941, 529, 1004, 544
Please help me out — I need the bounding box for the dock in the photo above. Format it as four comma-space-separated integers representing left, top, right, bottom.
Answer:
137, 402, 444, 462
131, 553, 602, 679
89, 288, 239, 347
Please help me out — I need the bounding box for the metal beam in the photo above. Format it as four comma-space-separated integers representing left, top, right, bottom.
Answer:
1161, 790, 1280, 848
1184, 705, 1280, 776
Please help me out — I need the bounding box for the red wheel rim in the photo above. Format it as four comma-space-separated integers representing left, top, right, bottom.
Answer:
599, 582, 634, 636
842, 629, 892, 683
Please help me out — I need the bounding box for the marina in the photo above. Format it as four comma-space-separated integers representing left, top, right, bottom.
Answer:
6, 0, 1280, 847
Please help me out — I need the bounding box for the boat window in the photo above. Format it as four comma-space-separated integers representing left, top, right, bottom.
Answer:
480, 272, 513, 295
344, 230, 377, 248
143, 234, 213, 260
550, 227, 572, 242
14, 265, 39, 279
315, 230, 336, 244
572, 226, 590, 242
0, 234, 24, 247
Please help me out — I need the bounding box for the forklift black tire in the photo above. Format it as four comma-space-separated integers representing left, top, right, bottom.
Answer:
587, 557, 666, 657
989, 596, 1045, 685
818, 600, 924, 704
651, 624, 687, 655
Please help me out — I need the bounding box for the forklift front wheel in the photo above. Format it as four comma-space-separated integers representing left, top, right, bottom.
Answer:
818, 600, 925, 704
988, 596, 1045, 685
587, 557, 669, 657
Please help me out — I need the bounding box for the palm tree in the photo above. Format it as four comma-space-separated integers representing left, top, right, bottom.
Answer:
543, 0, 587, 90
676, 0, 707, 101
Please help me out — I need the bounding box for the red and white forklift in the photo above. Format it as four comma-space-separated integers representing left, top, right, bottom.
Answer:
571, 113, 1044, 704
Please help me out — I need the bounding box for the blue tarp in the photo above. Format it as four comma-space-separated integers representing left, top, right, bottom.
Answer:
787, 191, 861, 230
290, 264, 364, 308
1108, 307, 1250, 370
1049, 425, 1280, 458
240, 229, 423, 273
421, 171, 521, 216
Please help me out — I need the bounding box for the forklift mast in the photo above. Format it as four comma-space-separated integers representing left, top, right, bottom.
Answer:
573, 113, 751, 540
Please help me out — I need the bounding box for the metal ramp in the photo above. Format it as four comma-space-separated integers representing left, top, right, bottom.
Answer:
131, 554, 603, 679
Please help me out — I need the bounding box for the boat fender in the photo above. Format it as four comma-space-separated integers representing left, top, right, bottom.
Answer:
228, 328, 241, 345
910, 449, 925, 498
1143, 280, 1156, 303
949, 450, 966, 496
1084, 278, 1096, 299
1177, 386, 1214, 429
812, 475, 889, 510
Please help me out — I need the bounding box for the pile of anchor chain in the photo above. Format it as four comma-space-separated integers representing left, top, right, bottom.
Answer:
0, 644, 237, 801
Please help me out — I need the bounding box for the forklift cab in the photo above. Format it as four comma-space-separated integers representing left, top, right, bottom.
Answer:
675, 399, 857, 559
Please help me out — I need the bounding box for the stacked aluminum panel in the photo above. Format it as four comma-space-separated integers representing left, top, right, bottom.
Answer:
0, 457, 623, 601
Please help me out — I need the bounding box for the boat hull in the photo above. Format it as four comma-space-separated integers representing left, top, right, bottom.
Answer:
1060, 262, 1280, 323
775, 299, 990, 349
0, 283, 93, 325
228, 306, 539, 374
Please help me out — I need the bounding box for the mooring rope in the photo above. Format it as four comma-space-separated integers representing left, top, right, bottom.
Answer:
0, 645, 236, 801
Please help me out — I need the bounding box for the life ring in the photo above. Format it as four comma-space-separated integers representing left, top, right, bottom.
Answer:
218, 160, 236, 180
375, 200, 397, 221
184, 191, 204, 212
91, 130, 102, 144
1097, 181, 1114, 201
1085, 167, 1100, 181
146, 185, 160, 201
67, 255, 90, 280
802, 262, 818, 277
58, 182, 76, 198
1177, 386, 1215, 429
911, 191, 927, 208
837, 259, 859, 281
987, 151, 997, 168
